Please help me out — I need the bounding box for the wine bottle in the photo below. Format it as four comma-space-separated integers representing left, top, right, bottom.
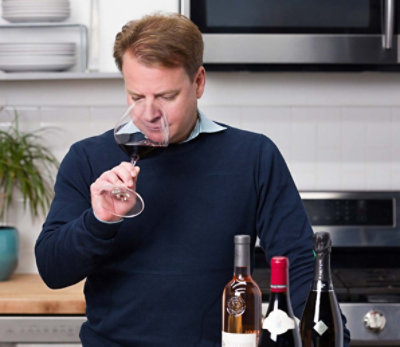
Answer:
258, 256, 301, 347
300, 231, 344, 347
222, 235, 262, 347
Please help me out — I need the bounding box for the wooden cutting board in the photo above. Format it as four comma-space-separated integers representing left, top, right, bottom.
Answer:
0, 274, 86, 314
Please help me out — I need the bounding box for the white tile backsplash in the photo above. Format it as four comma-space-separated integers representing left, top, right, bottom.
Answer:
316, 160, 342, 188
340, 169, 366, 190
287, 162, 317, 190
3, 94, 394, 195
291, 108, 318, 162
40, 106, 92, 157
2, 72, 400, 274
391, 108, 400, 189
200, 105, 242, 129
366, 162, 393, 190
14, 203, 43, 274
342, 108, 367, 163
0, 0, 398, 274
242, 106, 292, 159
315, 108, 343, 150
392, 108, 400, 151
1, 106, 41, 133
90, 106, 126, 135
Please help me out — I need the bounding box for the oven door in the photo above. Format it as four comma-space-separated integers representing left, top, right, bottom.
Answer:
253, 246, 400, 346
329, 246, 400, 346
253, 191, 400, 345
0, 315, 85, 346
181, 0, 400, 69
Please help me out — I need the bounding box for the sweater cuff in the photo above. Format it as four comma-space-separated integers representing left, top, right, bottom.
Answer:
84, 209, 121, 240
93, 210, 123, 224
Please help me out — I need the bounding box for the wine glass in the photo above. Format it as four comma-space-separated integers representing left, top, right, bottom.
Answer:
102, 100, 169, 218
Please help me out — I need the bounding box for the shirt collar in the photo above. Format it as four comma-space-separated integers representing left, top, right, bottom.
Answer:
181, 110, 227, 143
115, 110, 227, 142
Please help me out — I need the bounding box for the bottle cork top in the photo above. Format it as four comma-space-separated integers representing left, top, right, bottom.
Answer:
234, 234, 251, 244
313, 231, 332, 253
270, 256, 289, 289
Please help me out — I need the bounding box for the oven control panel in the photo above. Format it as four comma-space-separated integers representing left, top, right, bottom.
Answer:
299, 191, 400, 247
302, 198, 394, 226
0, 316, 85, 343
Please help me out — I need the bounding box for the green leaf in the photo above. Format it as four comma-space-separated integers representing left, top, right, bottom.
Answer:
0, 109, 60, 220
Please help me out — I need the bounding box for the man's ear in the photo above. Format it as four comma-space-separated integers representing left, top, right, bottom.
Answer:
194, 66, 206, 99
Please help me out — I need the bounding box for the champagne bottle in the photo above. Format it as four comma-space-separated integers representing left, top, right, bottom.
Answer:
258, 256, 301, 347
300, 231, 344, 347
222, 235, 262, 347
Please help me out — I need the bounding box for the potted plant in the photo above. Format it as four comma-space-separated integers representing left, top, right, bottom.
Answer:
0, 109, 59, 280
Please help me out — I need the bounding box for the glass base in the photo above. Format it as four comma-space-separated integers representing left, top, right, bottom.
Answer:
102, 186, 144, 218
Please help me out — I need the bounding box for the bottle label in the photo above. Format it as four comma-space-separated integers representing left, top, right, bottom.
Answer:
227, 296, 246, 317
262, 309, 295, 342
221, 332, 257, 347
314, 320, 329, 336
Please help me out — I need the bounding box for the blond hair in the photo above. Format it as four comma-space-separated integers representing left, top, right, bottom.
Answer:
113, 13, 204, 81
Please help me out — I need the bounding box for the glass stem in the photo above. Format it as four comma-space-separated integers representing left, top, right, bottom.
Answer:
131, 155, 139, 166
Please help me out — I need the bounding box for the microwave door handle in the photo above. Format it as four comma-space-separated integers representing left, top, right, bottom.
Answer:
383, 0, 395, 49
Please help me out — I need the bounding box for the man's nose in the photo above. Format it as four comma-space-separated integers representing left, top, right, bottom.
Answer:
142, 100, 162, 122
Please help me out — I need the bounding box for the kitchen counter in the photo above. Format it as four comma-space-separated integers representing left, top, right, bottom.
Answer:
0, 274, 85, 314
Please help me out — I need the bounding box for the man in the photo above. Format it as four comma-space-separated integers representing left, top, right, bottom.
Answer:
35, 13, 349, 346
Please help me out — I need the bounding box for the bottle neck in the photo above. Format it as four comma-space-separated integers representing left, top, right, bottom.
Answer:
234, 242, 250, 278
313, 251, 334, 290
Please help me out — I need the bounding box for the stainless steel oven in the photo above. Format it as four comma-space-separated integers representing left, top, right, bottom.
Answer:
253, 191, 400, 346
0, 315, 85, 346
180, 0, 400, 71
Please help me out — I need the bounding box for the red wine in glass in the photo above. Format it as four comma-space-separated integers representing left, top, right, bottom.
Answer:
116, 131, 166, 165
100, 101, 169, 218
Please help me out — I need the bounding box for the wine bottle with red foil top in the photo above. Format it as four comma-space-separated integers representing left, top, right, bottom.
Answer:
300, 231, 344, 347
222, 235, 262, 347
258, 256, 301, 347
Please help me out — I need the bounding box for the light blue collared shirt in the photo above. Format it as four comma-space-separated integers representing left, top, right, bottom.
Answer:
116, 110, 227, 143
182, 111, 227, 143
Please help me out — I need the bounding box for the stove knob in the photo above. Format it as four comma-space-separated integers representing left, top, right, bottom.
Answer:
363, 310, 386, 333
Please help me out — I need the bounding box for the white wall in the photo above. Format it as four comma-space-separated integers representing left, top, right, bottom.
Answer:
0, 0, 400, 274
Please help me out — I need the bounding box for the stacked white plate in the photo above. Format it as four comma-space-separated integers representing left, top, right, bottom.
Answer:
0, 42, 76, 72
2, 0, 70, 23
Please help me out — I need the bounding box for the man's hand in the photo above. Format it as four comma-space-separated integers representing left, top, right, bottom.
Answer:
90, 162, 140, 222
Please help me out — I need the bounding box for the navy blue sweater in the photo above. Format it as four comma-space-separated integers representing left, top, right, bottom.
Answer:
35, 125, 348, 346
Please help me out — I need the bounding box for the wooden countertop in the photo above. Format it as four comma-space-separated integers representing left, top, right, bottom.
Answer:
0, 274, 86, 314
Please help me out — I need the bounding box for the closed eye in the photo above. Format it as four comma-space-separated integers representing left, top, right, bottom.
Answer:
161, 95, 176, 101
157, 91, 179, 101
131, 95, 143, 102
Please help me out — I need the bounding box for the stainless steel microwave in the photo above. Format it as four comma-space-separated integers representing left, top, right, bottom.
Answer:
180, 0, 400, 71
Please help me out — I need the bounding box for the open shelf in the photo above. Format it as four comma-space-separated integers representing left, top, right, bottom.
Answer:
0, 71, 122, 81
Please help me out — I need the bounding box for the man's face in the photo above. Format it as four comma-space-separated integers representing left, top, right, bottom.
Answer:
121, 52, 205, 144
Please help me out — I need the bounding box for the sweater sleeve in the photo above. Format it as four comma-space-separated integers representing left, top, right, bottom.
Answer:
255, 136, 350, 346
35, 143, 120, 289
255, 136, 314, 316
